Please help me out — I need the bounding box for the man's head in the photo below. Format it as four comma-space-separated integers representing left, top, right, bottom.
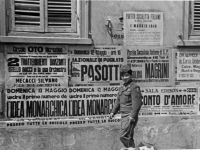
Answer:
120, 64, 132, 83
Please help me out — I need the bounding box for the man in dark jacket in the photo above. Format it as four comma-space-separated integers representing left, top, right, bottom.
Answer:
110, 64, 143, 149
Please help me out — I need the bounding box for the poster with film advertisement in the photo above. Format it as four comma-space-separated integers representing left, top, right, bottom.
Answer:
127, 46, 172, 87
124, 12, 163, 46
140, 87, 198, 116
68, 46, 124, 87
177, 50, 200, 80
6, 45, 69, 120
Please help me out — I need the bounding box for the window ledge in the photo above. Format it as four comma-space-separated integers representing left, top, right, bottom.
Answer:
0, 36, 92, 44
177, 40, 200, 46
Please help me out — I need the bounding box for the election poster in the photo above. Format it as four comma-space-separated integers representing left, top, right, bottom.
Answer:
177, 50, 200, 80
127, 46, 172, 87
124, 12, 163, 46
68, 46, 125, 87
140, 87, 198, 116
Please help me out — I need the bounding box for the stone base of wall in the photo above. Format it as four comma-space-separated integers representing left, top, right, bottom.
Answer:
0, 116, 200, 150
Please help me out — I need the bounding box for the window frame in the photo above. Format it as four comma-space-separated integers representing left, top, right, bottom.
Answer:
177, 0, 200, 46
190, 0, 200, 36
10, 0, 45, 32
44, 0, 77, 33
4, 0, 89, 38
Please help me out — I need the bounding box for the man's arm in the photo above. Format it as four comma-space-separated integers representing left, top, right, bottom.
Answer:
111, 93, 120, 115
130, 85, 143, 118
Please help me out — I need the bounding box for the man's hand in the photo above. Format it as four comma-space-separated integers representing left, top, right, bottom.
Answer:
109, 113, 114, 119
129, 116, 135, 124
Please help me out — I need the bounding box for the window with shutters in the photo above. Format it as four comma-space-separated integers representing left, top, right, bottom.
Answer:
10, 0, 78, 33
191, 0, 200, 36
179, 0, 200, 43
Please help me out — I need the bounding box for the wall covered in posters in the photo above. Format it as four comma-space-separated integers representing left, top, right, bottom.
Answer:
3, 85, 199, 129
4, 45, 200, 129
1, 1, 200, 149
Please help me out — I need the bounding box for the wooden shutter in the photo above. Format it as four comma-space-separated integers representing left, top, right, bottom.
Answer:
11, 0, 44, 32
191, 0, 200, 35
45, 0, 77, 33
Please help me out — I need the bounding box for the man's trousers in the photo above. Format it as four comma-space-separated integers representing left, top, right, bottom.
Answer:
120, 114, 137, 148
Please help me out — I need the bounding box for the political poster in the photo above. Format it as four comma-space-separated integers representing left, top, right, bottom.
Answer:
68, 46, 125, 87
127, 46, 172, 86
124, 12, 163, 46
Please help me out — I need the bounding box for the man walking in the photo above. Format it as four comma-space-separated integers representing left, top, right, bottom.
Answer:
110, 64, 143, 149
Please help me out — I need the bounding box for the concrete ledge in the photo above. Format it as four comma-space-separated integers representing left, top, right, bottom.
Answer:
0, 36, 92, 44
177, 40, 200, 46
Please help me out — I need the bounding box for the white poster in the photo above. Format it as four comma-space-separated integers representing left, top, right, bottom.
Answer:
127, 46, 172, 86
124, 12, 163, 46
140, 87, 198, 116
68, 46, 124, 87
177, 51, 200, 80
6, 45, 69, 120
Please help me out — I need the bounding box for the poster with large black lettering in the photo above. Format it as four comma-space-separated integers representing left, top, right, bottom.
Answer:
127, 46, 172, 86
68, 86, 119, 117
68, 46, 124, 87
6, 45, 69, 120
5, 85, 121, 129
140, 87, 198, 116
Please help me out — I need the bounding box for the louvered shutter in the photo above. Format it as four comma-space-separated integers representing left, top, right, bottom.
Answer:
192, 0, 200, 35
45, 0, 77, 33
11, 0, 44, 32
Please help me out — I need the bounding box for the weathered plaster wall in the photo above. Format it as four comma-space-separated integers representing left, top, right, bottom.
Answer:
91, 0, 183, 46
88, 1, 200, 149
0, 116, 200, 149
0, 1, 199, 150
